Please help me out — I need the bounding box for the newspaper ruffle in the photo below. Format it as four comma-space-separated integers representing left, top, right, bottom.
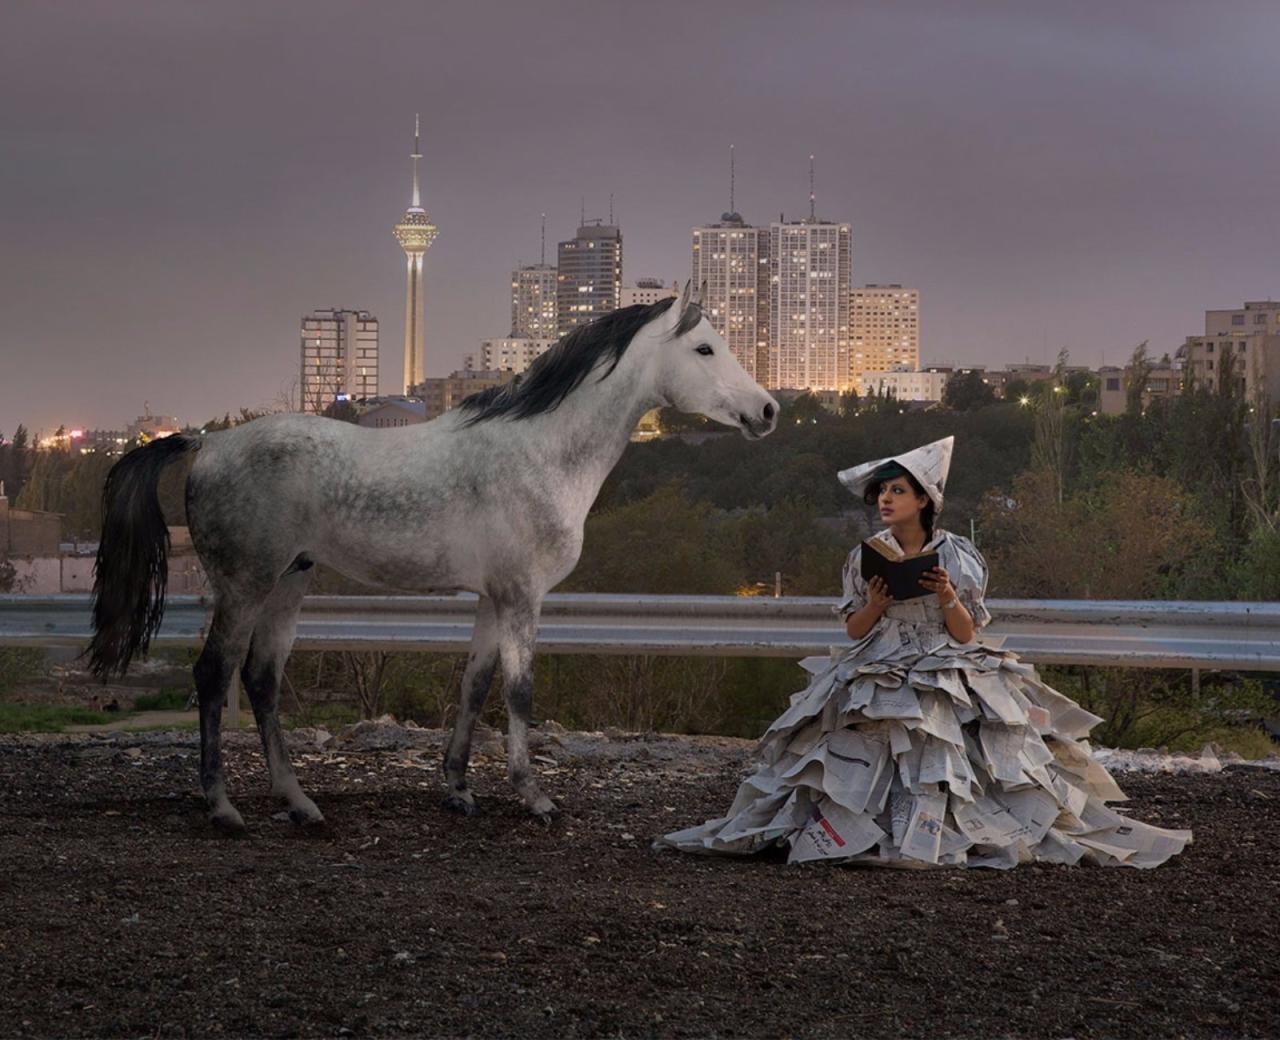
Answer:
658, 535, 1192, 870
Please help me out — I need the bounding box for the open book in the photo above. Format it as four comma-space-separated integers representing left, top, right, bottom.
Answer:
860, 538, 939, 601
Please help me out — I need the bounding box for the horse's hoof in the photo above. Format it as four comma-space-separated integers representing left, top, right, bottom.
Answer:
288, 804, 326, 828
209, 806, 247, 833
442, 792, 477, 816
530, 797, 561, 825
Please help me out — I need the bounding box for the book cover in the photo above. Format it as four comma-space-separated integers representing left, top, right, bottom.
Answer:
859, 539, 940, 602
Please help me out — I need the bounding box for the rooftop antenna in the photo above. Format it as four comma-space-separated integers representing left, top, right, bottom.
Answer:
729, 144, 736, 214
809, 153, 816, 221
540, 212, 546, 265
410, 113, 423, 210
580, 196, 586, 228
609, 193, 614, 225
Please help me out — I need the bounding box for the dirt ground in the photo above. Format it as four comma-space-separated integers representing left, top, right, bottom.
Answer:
0, 725, 1277, 1040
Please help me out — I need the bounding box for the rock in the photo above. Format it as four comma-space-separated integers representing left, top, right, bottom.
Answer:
287, 727, 333, 750
327, 718, 433, 752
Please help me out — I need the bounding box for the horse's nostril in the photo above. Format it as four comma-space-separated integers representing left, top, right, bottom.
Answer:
763, 402, 776, 422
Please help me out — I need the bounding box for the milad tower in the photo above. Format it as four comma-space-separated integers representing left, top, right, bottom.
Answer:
393, 115, 438, 393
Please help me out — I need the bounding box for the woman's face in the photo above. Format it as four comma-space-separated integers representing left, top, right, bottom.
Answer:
877, 478, 928, 526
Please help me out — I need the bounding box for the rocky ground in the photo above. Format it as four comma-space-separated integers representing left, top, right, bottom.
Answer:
0, 722, 1277, 1039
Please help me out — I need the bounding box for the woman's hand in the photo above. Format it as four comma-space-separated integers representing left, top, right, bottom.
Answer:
845, 575, 893, 639
919, 566, 957, 604
867, 575, 893, 612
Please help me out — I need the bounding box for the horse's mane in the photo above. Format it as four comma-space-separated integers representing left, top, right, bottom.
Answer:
458, 296, 697, 426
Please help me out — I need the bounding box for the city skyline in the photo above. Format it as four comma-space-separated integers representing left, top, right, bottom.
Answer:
3, 2, 1280, 434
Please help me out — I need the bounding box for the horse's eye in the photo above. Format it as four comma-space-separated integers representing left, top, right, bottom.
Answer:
696, 344, 714, 356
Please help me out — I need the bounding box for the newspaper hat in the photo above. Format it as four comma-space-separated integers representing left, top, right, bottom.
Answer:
837, 435, 954, 511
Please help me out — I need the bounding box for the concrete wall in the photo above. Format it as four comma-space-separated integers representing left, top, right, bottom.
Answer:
0, 500, 62, 556
8, 554, 206, 595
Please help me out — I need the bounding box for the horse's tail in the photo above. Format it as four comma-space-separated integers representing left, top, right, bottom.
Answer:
87, 433, 201, 680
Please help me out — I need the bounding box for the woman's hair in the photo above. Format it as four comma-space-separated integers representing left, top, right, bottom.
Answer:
863, 461, 936, 538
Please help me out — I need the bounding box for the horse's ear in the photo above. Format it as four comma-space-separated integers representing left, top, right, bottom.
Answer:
695, 280, 707, 307
674, 279, 692, 322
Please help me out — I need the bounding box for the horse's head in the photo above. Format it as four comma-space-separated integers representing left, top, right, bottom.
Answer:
651, 281, 779, 439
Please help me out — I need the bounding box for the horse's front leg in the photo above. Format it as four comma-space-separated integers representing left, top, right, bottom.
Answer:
442, 596, 498, 815
494, 594, 558, 821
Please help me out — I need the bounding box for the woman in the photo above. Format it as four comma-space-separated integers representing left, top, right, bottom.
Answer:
659, 436, 1191, 869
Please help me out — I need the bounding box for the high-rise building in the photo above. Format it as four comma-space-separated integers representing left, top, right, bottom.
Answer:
619, 279, 677, 309
300, 309, 379, 413
557, 221, 622, 336
468, 337, 557, 375
692, 213, 771, 383
693, 150, 773, 381
511, 214, 558, 339
1180, 299, 1280, 402
850, 285, 920, 392
769, 216, 852, 391
393, 115, 439, 393
511, 265, 558, 339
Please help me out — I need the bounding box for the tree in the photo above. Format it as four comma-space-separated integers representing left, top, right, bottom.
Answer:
979, 470, 1210, 599
59, 453, 117, 539
1029, 351, 1070, 504
322, 399, 362, 424
942, 370, 997, 412
1241, 380, 1279, 536
1004, 378, 1030, 404
654, 406, 710, 434
785, 393, 834, 426
1064, 370, 1096, 409
862, 385, 901, 416
343, 651, 392, 720
1124, 341, 1153, 416
0, 425, 32, 502
198, 408, 269, 432
563, 483, 741, 594
14, 449, 64, 513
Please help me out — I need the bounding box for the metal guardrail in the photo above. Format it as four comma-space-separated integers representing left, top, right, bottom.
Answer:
3, 593, 1279, 671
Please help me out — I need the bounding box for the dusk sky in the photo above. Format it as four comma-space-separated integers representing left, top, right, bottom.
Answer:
3, 1, 1279, 436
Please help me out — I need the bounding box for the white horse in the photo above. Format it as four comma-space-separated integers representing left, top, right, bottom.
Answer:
88, 285, 779, 830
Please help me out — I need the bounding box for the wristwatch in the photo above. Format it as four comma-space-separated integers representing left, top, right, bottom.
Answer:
941, 596, 959, 610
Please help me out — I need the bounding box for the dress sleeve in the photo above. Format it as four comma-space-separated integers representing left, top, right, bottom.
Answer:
833, 545, 867, 622
945, 534, 993, 630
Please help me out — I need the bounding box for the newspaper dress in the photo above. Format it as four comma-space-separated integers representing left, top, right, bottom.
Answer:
659, 529, 1191, 869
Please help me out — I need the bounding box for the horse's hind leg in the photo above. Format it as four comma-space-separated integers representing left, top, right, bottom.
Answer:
241, 567, 323, 826
194, 596, 261, 831
442, 595, 498, 815
494, 594, 557, 821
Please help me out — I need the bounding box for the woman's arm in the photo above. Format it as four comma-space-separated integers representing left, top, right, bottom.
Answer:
845, 575, 891, 639
920, 565, 975, 643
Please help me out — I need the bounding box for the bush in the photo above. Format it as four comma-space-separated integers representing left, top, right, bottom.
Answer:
132, 688, 191, 711
0, 648, 45, 695
1039, 665, 1275, 756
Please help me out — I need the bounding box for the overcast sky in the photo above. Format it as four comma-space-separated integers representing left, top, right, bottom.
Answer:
2, 0, 1278, 435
